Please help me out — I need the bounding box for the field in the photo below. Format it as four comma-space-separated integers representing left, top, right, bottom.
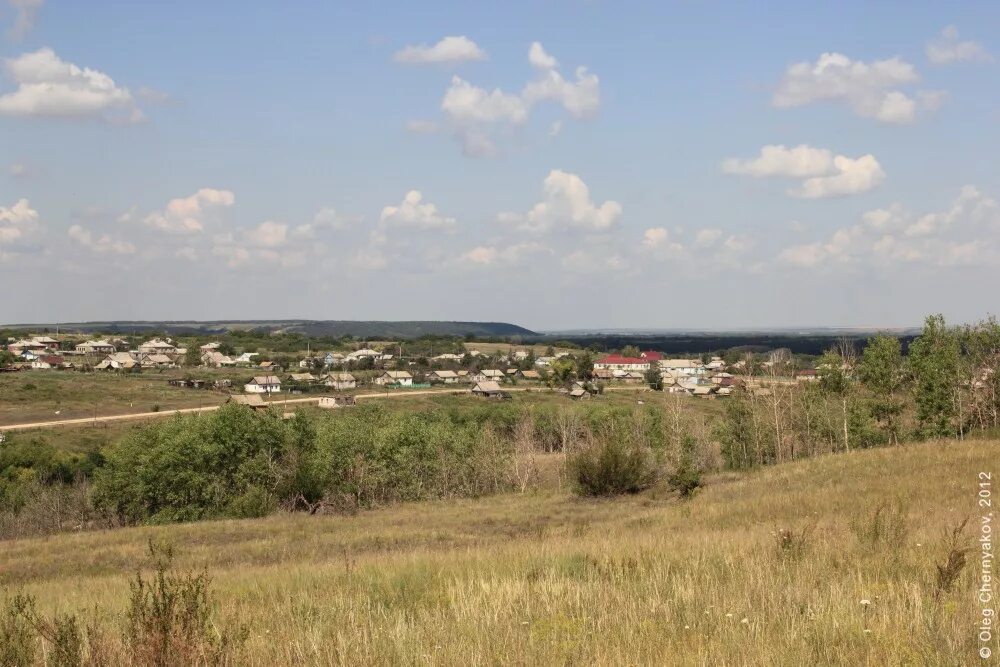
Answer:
2, 439, 992, 664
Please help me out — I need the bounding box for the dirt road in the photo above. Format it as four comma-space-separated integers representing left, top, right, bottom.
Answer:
0, 387, 537, 432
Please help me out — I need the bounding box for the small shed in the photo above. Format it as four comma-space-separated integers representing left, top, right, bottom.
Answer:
472, 380, 504, 398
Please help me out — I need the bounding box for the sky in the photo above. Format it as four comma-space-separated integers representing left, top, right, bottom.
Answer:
1, 1, 998, 331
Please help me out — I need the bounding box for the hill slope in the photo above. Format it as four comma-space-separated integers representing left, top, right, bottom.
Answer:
1, 319, 537, 339
2, 440, 992, 664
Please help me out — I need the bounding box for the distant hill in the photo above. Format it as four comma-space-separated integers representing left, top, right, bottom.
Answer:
0, 320, 537, 339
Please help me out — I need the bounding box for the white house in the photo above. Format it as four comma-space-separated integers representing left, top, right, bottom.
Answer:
322, 372, 357, 390
245, 375, 281, 394
75, 339, 115, 355
432, 353, 464, 363
659, 359, 705, 377
374, 371, 413, 387
472, 369, 506, 383
430, 370, 460, 384
95, 352, 137, 370
139, 338, 178, 355
202, 351, 235, 367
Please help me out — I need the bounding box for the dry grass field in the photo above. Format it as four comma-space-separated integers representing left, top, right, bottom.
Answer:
1, 439, 993, 665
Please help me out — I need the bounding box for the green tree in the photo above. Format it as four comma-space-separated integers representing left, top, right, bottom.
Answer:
621, 345, 641, 358
857, 334, 906, 445
818, 345, 853, 452
185, 345, 202, 367
909, 314, 961, 438
574, 351, 594, 381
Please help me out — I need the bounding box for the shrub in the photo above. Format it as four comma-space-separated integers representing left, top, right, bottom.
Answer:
0, 593, 36, 666
571, 432, 657, 496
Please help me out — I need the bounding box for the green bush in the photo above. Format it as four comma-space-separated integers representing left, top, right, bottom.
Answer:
571, 432, 657, 497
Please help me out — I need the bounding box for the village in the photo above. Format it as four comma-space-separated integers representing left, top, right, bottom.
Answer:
2, 333, 821, 410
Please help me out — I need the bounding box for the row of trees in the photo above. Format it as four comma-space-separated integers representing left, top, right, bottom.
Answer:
718, 315, 1000, 468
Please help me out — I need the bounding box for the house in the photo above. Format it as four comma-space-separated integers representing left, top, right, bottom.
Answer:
659, 359, 705, 377
512, 350, 530, 360
298, 357, 320, 369
592, 368, 614, 381
374, 371, 413, 387
75, 340, 115, 355
228, 394, 268, 410
471, 380, 504, 398
139, 338, 178, 355
201, 351, 235, 367
234, 352, 258, 366
515, 370, 542, 381
432, 353, 464, 363
322, 372, 357, 390
199, 342, 221, 352
347, 348, 381, 361
7, 339, 46, 356
456, 369, 471, 382
30, 355, 65, 369
30, 336, 61, 350
258, 360, 278, 371
140, 353, 175, 368
593, 351, 662, 373
323, 352, 344, 367
289, 373, 317, 383
619, 371, 646, 384
244, 375, 281, 394
95, 352, 137, 370
569, 387, 589, 400
795, 369, 819, 382
318, 395, 357, 409
534, 356, 554, 367
472, 369, 505, 383
705, 356, 726, 371
430, 370, 461, 384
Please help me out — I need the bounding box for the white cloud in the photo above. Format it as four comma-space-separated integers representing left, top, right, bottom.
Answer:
245, 220, 287, 248
723, 144, 834, 178
0, 197, 38, 244
522, 65, 600, 118
441, 76, 529, 124
641, 227, 671, 248
523, 170, 622, 233
435, 43, 600, 157
926, 26, 993, 65
394, 36, 487, 64
67, 224, 135, 255
6, 0, 43, 40
142, 188, 235, 234
528, 41, 559, 70
778, 186, 1000, 270
405, 119, 439, 134
793, 154, 885, 199
773, 52, 924, 123
0, 48, 142, 122
292, 206, 355, 238
724, 145, 885, 198
694, 228, 723, 248
380, 190, 456, 230
461, 242, 548, 266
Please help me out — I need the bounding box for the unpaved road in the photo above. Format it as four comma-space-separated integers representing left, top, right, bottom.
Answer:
0, 387, 541, 432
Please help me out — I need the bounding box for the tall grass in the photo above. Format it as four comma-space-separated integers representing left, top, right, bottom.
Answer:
0, 439, 991, 665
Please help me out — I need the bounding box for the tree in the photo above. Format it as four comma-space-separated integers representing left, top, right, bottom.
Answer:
857, 334, 906, 445
185, 346, 202, 367
909, 314, 961, 438
644, 364, 663, 391
574, 351, 594, 381
621, 345, 641, 359
818, 342, 854, 452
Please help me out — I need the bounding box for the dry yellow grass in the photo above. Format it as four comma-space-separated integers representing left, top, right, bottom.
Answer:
2, 440, 994, 665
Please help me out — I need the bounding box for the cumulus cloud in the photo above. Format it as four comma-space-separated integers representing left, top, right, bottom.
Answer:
528, 41, 559, 69
723, 144, 834, 178
6, 0, 43, 40
67, 224, 135, 255
460, 242, 548, 267
0, 197, 38, 244
724, 145, 885, 198
0, 48, 142, 122
772, 52, 929, 123
793, 154, 885, 199
393, 36, 487, 64
142, 188, 235, 234
694, 228, 723, 248
521, 170, 622, 233
926, 26, 993, 65
778, 186, 1000, 269
380, 190, 456, 230
436, 42, 600, 156
244, 220, 287, 248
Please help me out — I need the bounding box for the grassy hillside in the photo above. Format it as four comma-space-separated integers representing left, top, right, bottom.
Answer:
2, 439, 992, 665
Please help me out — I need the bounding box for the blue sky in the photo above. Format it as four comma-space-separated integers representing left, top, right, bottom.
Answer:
1, 1, 998, 330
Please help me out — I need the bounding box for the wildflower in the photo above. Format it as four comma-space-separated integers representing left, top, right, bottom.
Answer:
859, 599, 871, 606
725, 613, 733, 618
684, 625, 690, 630
741, 618, 749, 624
